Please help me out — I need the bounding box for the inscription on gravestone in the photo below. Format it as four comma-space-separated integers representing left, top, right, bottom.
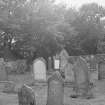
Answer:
47, 71, 64, 105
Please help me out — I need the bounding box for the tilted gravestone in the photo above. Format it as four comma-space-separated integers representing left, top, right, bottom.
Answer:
72, 57, 92, 98
33, 57, 46, 82
47, 71, 64, 105
18, 84, 36, 105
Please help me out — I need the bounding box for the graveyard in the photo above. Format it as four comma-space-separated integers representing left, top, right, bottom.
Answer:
0, 52, 105, 105
1, 1, 105, 105
1, 72, 105, 105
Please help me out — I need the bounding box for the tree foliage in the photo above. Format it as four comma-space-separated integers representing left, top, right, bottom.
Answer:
0, 1, 105, 60
65, 3, 105, 55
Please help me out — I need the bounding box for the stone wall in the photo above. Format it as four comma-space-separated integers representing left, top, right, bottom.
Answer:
6, 60, 27, 74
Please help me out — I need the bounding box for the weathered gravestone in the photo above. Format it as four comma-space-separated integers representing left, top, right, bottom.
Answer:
64, 62, 74, 82
89, 55, 97, 70
33, 58, 46, 82
72, 57, 92, 98
0, 58, 8, 81
96, 54, 105, 80
47, 71, 64, 105
82, 55, 98, 83
89, 70, 98, 83
88, 56, 98, 83
98, 62, 105, 80
18, 84, 36, 105
59, 49, 69, 77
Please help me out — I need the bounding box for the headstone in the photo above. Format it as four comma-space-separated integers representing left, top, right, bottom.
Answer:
89, 69, 98, 83
87, 55, 97, 71
59, 49, 69, 71
86, 55, 98, 82
18, 84, 36, 105
0, 58, 8, 81
72, 57, 91, 98
33, 58, 46, 82
64, 56, 77, 82
47, 71, 64, 105
95, 54, 105, 80
64, 63, 74, 82
59, 49, 69, 79
98, 62, 105, 80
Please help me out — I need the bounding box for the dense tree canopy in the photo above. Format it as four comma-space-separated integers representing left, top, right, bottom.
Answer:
65, 3, 105, 55
0, 0, 105, 60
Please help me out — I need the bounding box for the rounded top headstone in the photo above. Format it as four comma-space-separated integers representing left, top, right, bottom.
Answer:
33, 57, 46, 64
33, 57, 47, 81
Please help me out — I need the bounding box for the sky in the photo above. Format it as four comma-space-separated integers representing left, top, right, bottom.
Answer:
54, 0, 105, 9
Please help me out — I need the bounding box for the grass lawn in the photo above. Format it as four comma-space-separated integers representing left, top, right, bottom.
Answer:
1, 73, 105, 105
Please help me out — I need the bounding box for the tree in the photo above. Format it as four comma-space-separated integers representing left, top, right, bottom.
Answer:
0, 0, 68, 60
66, 3, 105, 55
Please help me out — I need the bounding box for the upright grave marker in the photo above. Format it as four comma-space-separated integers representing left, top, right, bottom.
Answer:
98, 62, 105, 80
64, 62, 74, 82
59, 49, 69, 77
65, 56, 78, 82
96, 54, 105, 80
87, 55, 98, 83
47, 71, 64, 105
33, 58, 46, 82
72, 57, 92, 98
18, 84, 36, 105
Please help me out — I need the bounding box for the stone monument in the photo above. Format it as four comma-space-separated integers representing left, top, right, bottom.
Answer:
47, 71, 64, 105
72, 57, 92, 98
33, 58, 46, 82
